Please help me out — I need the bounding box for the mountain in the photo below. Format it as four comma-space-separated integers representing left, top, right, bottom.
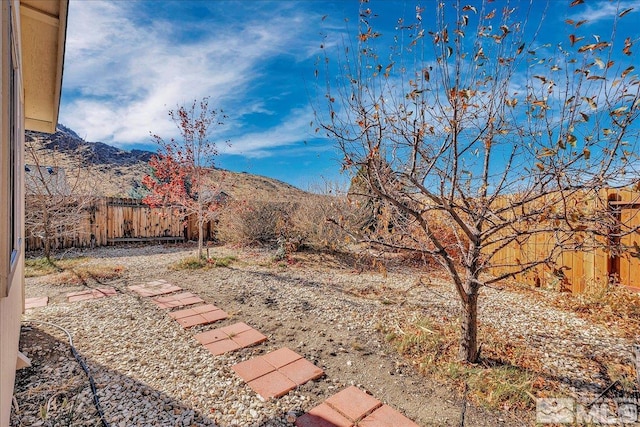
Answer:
33, 124, 155, 166
25, 125, 307, 200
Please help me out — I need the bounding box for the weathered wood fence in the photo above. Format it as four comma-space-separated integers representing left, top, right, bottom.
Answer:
26, 191, 640, 292
25, 197, 210, 251
488, 189, 640, 292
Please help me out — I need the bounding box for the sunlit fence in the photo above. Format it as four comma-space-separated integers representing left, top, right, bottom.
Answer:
25, 197, 194, 250
487, 189, 640, 292
25, 191, 640, 292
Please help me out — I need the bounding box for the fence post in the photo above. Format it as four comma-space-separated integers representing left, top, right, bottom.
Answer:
607, 192, 622, 285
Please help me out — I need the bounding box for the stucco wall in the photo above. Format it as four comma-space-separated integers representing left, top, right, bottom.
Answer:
0, 257, 23, 425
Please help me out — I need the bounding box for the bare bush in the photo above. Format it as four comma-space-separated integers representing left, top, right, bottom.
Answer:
289, 194, 353, 252
25, 134, 99, 260
217, 200, 296, 247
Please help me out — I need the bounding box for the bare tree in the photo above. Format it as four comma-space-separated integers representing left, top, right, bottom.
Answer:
143, 98, 227, 260
318, 0, 640, 362
25, 133, 99, 261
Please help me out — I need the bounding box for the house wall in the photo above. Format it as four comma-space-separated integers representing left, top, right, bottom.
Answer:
0, 2, 26, 424
0, 276, 24, 424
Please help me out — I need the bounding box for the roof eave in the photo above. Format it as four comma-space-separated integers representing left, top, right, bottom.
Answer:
21, 0, 68, 134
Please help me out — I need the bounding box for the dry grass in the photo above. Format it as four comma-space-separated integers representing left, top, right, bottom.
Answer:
550, 282, 640, 338
49, 265, 125, 285
378, 316, 545, 412
25, 257, 125, 284
376, 277, 640, 413
25, 257, 88, 278
169, 255, 238, 270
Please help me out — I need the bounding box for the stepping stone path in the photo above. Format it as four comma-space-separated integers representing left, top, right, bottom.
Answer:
67, 287, 117, 302
24, 296, 48, 310
169, 304, 228, 328
233, 347, 324, 399
152, 292, 204, 309
195, 322, 267, 355
295, 386, 420, 427
128, 279, 181, 297
124, 279, 419, 425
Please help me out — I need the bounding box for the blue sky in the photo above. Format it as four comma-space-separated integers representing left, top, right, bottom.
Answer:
59, 0, 640, 190
60, 0, 363, 190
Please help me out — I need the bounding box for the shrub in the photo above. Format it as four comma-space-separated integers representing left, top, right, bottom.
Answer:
289, 194, 354, 252
217, 200, 296, 246
217, 192, 359, 254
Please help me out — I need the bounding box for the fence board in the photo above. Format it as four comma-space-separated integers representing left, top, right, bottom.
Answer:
25, 196, 210, 251
488, 189, 640, 292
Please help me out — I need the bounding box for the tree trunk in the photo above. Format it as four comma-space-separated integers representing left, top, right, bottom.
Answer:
458, 291, 479, 362
197, 199, 204, 260
197, 219, 204, 260
44, 237, 51, 262
43, 210, 51, 261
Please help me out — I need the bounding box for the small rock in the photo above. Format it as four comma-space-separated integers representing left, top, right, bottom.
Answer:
285, 411, 297, 423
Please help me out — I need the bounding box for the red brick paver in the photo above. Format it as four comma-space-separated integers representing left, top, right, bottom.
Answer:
359, 404, 420, 427
231, 357, 274, 382
206, 339, 241, 355
195, 322, 267, 356
295, 403, 353, 427
25, 296, 48, 310
152, 292, 204, 309
169, 304, 228, 328
295, 386, 419, 427
128, 280, 182, 297
325, 386, 381, 422
233, 347, 324, 400
262, 347, 302, 368
247, 370, 297, 399
279, 358, 324, 386
67, 287, 117, 302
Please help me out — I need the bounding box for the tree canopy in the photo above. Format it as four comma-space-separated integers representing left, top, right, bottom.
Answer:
317, 0, 640, 361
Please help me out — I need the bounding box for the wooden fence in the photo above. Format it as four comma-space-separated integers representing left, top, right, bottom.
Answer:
488, 189, 640, 292
26, 191, 640, 292
25, 197, 201, 251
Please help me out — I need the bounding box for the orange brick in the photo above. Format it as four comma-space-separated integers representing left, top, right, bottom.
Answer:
295, 403, 353, 427
325, 386, 381, 422
247, 371, 296, 399
202, 309, 228, 323
279, 358, 324, 386
195, 328, 229, 345
232, 357, 275, 382
169, 307, 198, 319
204, 339, 240, 356
230, 329, 267, 348
25, 297, 48, 309
176, 315, 206, 328
220, 322, 253, 336
359, 404, 419, 427
262, 347, 302, 369
193, 304, 219, 314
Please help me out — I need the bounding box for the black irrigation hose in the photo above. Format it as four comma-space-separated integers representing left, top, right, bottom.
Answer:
23, 320, 111, 427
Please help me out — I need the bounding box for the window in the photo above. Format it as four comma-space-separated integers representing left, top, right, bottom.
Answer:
0, 0, 22, 298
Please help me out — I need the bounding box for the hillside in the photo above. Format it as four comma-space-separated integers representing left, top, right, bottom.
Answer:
25, 125, 308, 201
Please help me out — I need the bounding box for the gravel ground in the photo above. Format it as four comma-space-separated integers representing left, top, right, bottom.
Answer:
11, 244, 637, 426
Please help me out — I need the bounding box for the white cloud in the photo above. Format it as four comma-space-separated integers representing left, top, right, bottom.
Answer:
60, 0, 326, 153
220, 106, 320, 158
568, 0, 640, 24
